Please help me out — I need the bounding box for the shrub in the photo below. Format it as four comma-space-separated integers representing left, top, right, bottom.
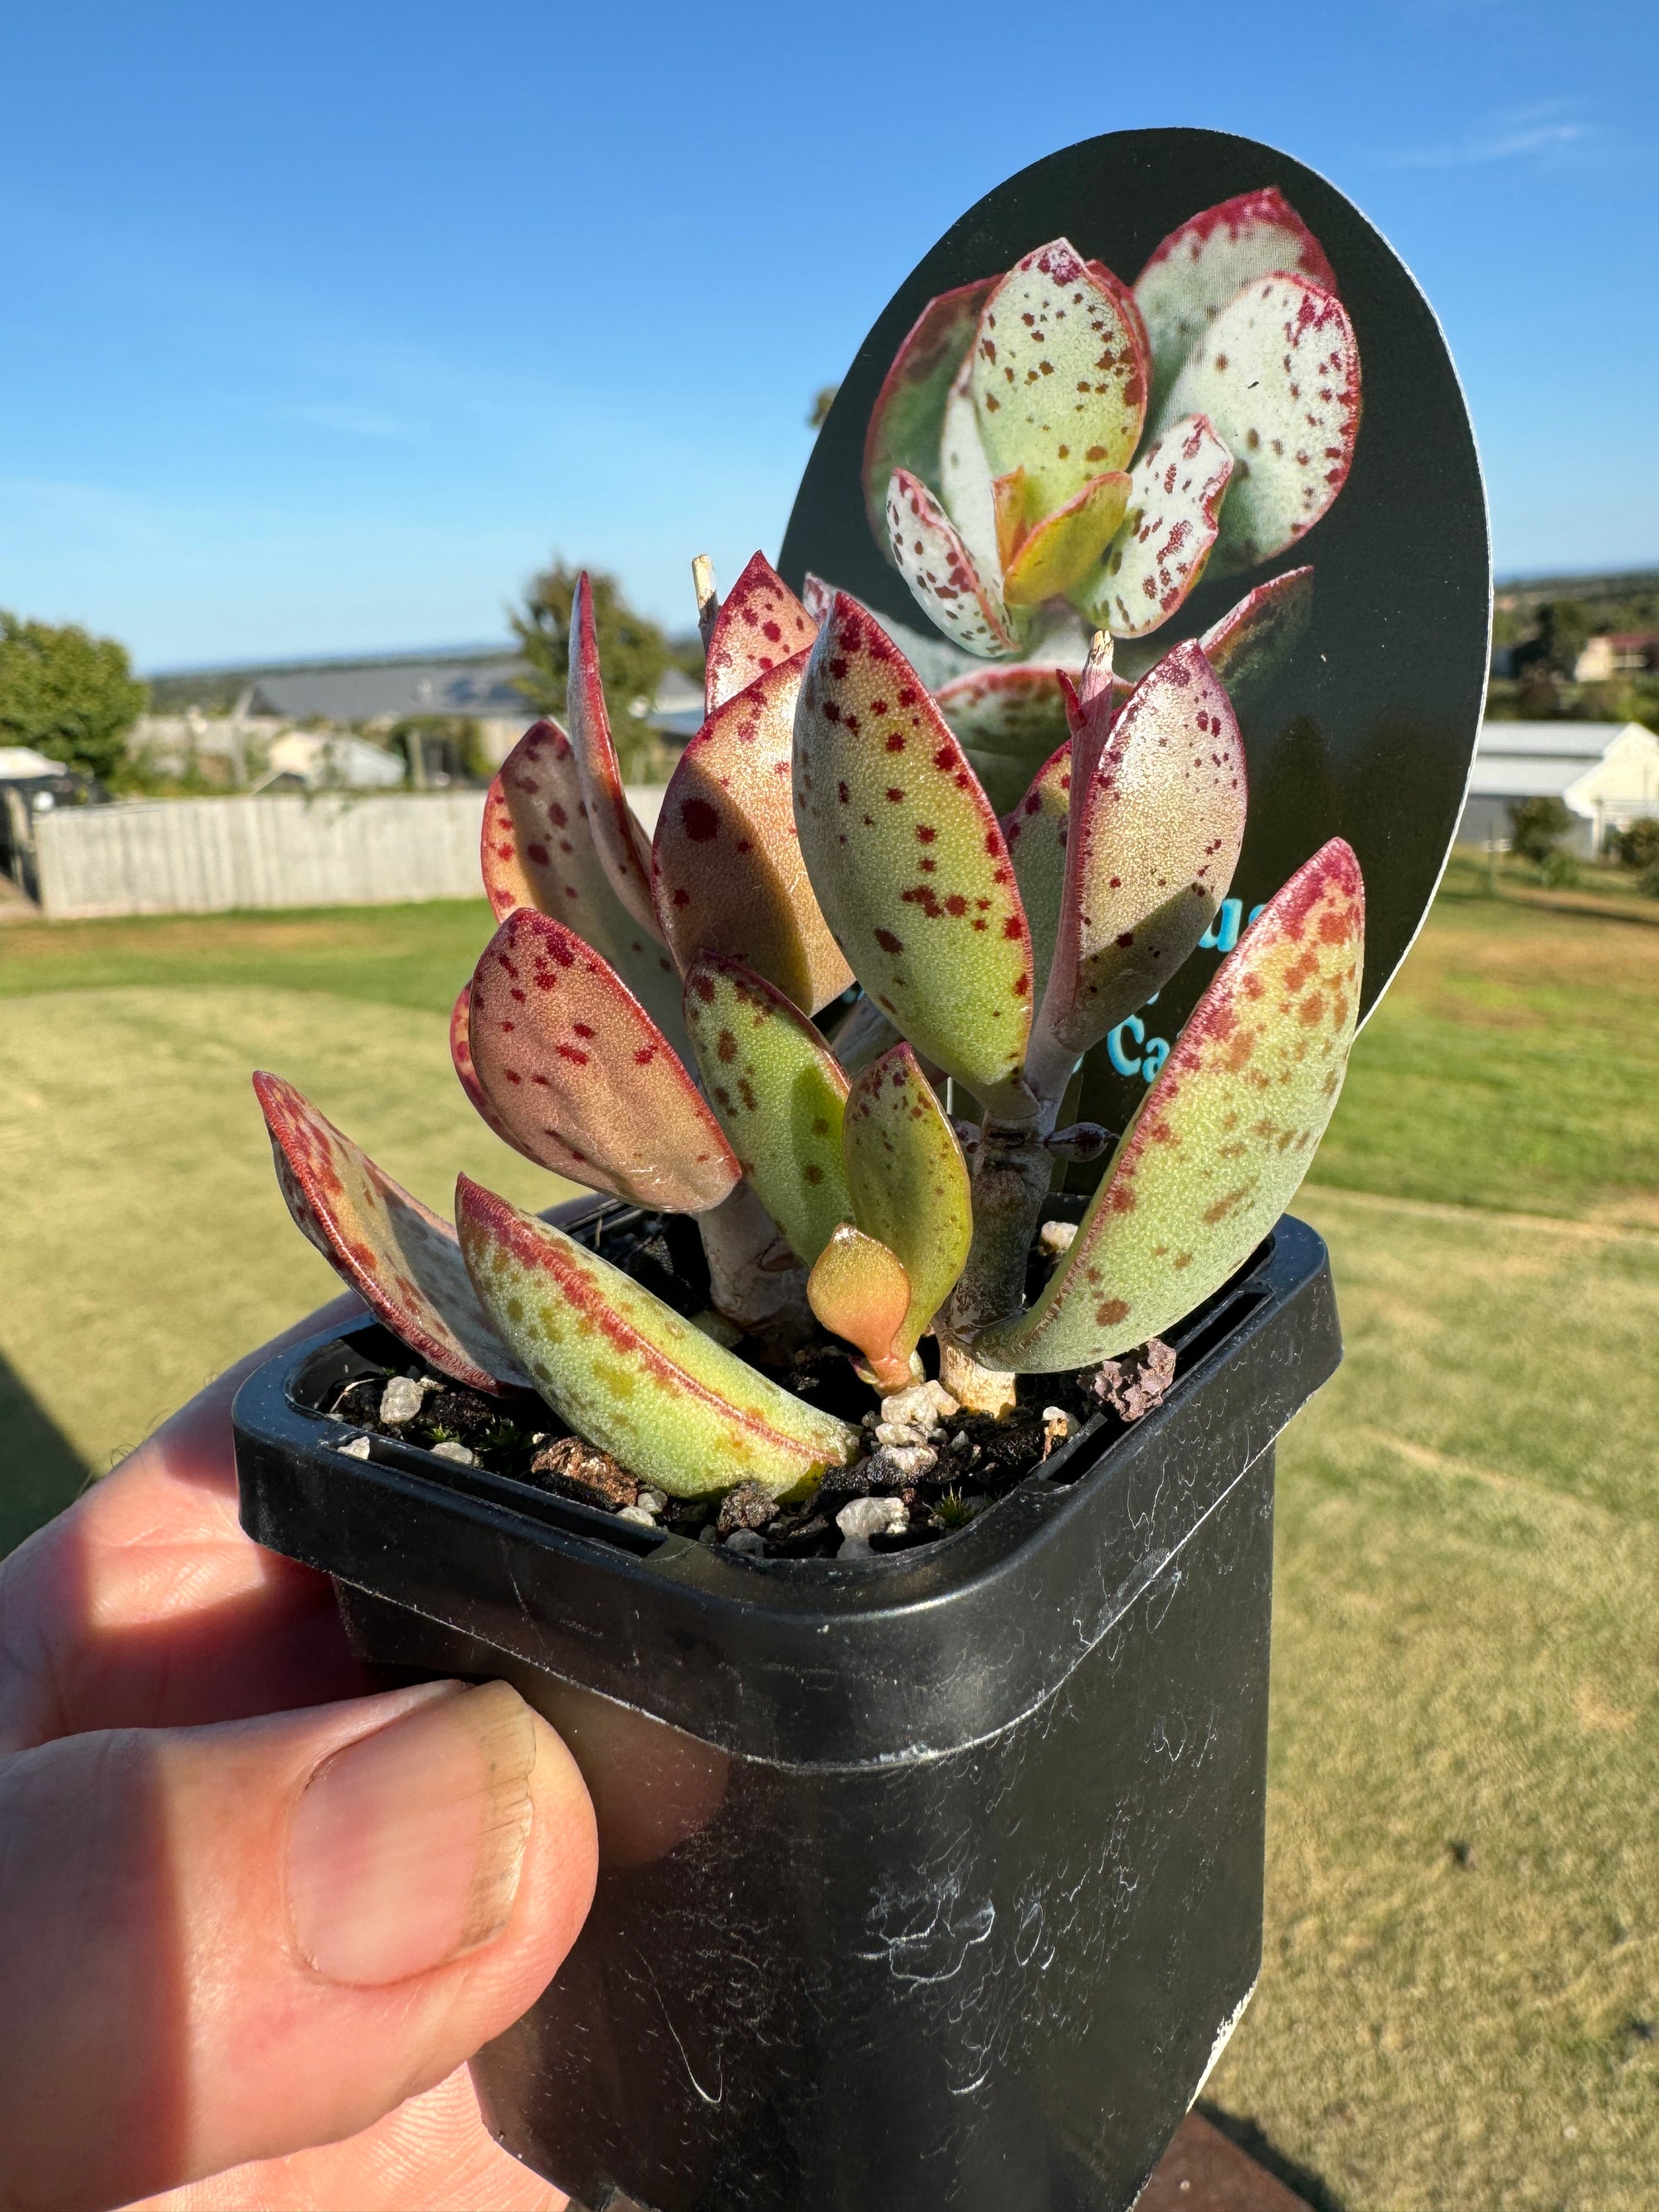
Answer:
1507, 795, 1574, 867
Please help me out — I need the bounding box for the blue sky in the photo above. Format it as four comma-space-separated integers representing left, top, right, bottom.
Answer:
2, 0, 1653, 669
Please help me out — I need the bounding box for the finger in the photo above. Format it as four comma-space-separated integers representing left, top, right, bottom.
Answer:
0, 1680, 597, 2212
121, 2067, 567, 2212
1, 1295, 365, 1753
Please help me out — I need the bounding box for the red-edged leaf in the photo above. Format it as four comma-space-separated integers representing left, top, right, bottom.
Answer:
1026, 639, 1247, 1099
567, 571, 664, 941
1134, 188, 1340, 411
885, 469, 1022, 659
969, 240, 1147, 518
1072, 415, 1233, 638
1002, 740, 1072, 1009
450, 982, 540, 1165
458, 1178, 859, 1498
801, 572, 835, 625
794, 594, 1034, 1118
938, 367, 1004, 586
467, 907, 739, 1212
1087, 259, 1152, 410
1159, 275, 1360, 571
254, 1071, 524, 1392
977, 839, 1364, 1370
863, 276, 995, 542
703, 552, 819, 713
481, 722, 685, 1039
1199, 567, 1315, 696
1002, 469, 1131, 607
935, 664, 1076, 815
681, 954, 852, 1266
654, 650, 852, 1016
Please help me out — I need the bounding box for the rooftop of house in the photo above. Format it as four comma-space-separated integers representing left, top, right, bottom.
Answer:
246, 657, 529, 726
1476, 720, 1637, 759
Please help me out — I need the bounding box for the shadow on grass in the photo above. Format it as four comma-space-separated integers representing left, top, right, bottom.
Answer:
1196, 2103, 1349, 2212
1, 1349, 92, 1556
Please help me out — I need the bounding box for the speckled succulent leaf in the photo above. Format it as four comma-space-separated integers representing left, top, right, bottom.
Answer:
1002, 741, 1071, 1006
863, 275, 995, 541
991, 465, 1029, 576
969, 241, 1146, 520
567, 571, 664, 941
979, 838, 1363, 1371
654, 652, 851, 1016
938, 371, 1003, 584
793, 594, 1035, 1116
1199, 566, 1315, 699
482, 726, 685, 1038
253, 1072, 525, 1393
1086, 260, 1152, 408
885, 469, 1022, 660
1072, 416, 1233, 638
681, 955, 852, 1266
457, 1179, 859, 1498
703, 552, 819, 713
1159, 275, 1360, 572
805, 1223, 913, 1388
934, 664, 1074, 815
1003, 469, 1131, 608
1027, 641, 1246, 1099
1135, 188, 1340, 413
467, 908, 739, 1213
844, 1044, 972, 1356
800, 572, 835, 627
450, 983, 542, 1166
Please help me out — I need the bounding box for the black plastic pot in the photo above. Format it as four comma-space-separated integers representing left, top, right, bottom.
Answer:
234, 1206, 1340, 2212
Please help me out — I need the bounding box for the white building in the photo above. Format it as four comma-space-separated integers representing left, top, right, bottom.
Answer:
1457, 721, 1659, 855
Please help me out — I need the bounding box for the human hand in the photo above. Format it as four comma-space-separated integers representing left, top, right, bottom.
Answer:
0, 1299, 599, 2212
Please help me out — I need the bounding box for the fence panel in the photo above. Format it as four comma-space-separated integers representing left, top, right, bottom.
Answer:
32, 789, 668, 920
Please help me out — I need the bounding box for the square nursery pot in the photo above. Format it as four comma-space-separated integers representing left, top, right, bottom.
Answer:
234, 1203, 1340, 2212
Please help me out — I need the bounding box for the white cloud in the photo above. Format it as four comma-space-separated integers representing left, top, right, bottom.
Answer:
1385, 103, 1597, 168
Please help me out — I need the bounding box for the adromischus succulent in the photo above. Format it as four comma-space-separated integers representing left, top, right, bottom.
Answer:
865, 189, 1358, 662
256, 547, 1364, 1504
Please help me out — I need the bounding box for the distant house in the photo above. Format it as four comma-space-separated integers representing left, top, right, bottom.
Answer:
1457, 721, 1659, 854
255, 731, 409, 792
1573, 634, 1659, 684
246, 657, 533, 766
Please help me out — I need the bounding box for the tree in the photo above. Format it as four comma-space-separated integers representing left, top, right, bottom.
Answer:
1535, 599, 1597, 679
1507, 795, 1573, 864
512, 562, 670, 782
0, 613, 148, 782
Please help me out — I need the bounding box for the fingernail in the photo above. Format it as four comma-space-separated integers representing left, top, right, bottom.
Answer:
287, 1681, 538, 1986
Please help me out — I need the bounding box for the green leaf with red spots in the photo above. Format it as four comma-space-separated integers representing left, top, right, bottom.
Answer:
1134, 188, 1340, 413
457, 1178, 859, 1499
567, 571, 664, 941
1001, 469, 1131, 608
467, 907, 739, 1213
703, 552, 819, 713
844, 1043, 972, 1358
968, 241, 1147, 522
863, 276, 995, 542
1157, 275, 1360, 572
935, 663, 1077, 814
938, 371, 1004, 587
1199, 566, 1315, 700
805, 1223, 914, 1392
481, 722, 685, 1039
1026, 639, 1247, 1099
793, 594, 1035, 1118
1002, 739, 1071, 1008
653, 650, 852, 1016
680, 955, 852, 1267
975, 838, 1365, 1371
1071, 415, 1233, 638
884, 469, 1023, 660
254, 1072, 525, 1393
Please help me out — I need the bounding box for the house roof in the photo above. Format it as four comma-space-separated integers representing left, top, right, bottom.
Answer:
1476, 720, 1628, 759
1467, 755, 1590, 800
248, 657, 529, 725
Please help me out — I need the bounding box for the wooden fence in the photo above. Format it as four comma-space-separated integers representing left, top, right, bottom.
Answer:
31, 788, 667, 921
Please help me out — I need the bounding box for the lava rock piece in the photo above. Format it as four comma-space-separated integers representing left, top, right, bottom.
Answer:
530, 1435, 640, 1510
1092, 1339, 1179, 1422
718, 1482, 780, 1536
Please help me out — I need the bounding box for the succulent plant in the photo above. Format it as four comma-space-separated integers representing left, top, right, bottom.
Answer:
865, 191, 1360, 665
257, 547, 1364, 1504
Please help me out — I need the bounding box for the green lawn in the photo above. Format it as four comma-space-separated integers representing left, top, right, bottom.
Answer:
2, 882, 1657, 2206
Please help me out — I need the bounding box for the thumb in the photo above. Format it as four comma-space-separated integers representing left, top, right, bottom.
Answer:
0, 1681, 597, 2212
